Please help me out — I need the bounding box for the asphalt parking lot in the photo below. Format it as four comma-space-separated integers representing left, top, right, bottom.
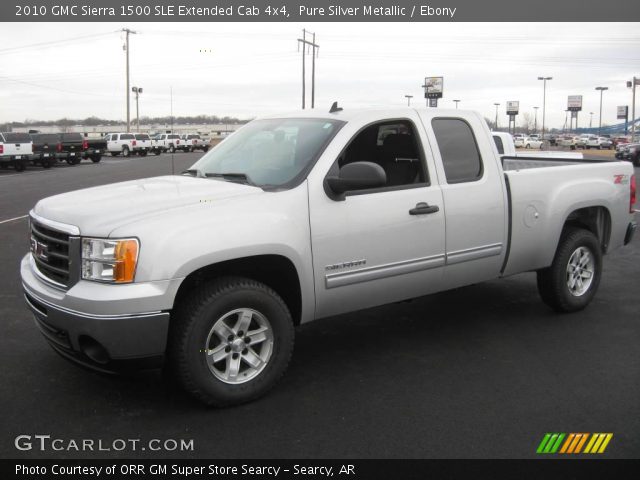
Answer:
1, 152, 638, 459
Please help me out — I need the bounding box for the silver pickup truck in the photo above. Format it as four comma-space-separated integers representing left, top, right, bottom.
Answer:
21, 108, 637, 406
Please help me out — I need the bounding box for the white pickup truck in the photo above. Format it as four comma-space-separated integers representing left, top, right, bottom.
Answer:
179, 134, 210, 153
21, 108, 637, 406
152, 133, 182, 154
0, 132, 33, 171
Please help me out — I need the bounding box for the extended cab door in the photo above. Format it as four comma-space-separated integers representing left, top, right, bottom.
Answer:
308, 114, 446, 319
418, 112, 508, 288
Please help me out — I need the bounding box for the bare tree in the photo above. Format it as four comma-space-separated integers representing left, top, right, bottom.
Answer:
521, 113, 534, 134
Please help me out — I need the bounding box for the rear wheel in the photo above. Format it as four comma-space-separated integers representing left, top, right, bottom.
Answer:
168, 277, 294, 406
139, 150, 148, 157
91, 155, 102, 163
537, 227, 602, 313
14, 162, 26, 172
122, 146, 130, 157
154, 149, 161, 156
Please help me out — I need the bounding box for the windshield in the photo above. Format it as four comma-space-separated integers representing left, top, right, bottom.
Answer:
188, 118, 344, 188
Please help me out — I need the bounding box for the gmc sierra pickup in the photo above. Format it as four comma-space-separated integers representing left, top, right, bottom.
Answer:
21, 108, 637, 406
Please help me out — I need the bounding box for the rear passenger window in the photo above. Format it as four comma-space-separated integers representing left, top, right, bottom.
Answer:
493, 135, 504, 154
432, 119, 483, 183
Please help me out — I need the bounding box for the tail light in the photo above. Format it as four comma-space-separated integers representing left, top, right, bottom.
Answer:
176, 140, 180, 144
631, 175, 636, 214
192, 139, 196, 145
82, 140, 88, 150
132, 140, 137, 146
56, 143, 62, 152
0, 145, 3, 154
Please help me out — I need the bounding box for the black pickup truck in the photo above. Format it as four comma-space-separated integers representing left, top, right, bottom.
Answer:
57, 133, 85, 165
30, 133, 61, 168
82, 135, 107, 163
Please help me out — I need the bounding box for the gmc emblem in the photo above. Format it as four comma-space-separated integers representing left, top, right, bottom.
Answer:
30, 236, 48, 261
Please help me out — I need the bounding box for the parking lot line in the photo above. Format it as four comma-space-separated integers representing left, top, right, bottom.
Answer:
0, 214, 28, 225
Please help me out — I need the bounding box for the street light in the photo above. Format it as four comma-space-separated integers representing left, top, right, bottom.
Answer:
493, 103, 500, 130
533, 106, 539, 134
405, 94, 413, 107
453, 99, 460, 109
589, 112, 594, 129
595, 86, 608, 136
132, 86, 143, 131
538, 76, 552, 139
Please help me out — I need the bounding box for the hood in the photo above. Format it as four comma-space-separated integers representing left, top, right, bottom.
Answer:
33, 175, 262, 236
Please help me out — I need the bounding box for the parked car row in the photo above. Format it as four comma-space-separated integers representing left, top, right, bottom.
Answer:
615, 143, 640, 166
1, 131, 212, 172
513, 134, 544, 149
0, 132, 106, 171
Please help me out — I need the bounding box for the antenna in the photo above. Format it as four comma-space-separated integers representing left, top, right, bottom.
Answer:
329, 102, 343, 113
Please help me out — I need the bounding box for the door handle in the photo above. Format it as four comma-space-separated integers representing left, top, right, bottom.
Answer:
409, 202, 439, 215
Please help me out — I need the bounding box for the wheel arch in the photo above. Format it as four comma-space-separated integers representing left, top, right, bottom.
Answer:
172, 254, 303, 326
561, 205, 612, 253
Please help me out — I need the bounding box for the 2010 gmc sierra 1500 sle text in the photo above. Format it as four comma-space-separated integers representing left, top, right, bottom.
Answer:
21, 107, 637, 406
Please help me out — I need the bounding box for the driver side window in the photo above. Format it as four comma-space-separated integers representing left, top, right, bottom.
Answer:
336, 120, 428, 191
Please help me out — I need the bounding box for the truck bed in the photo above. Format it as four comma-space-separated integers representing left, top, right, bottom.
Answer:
502, 155, 609, 171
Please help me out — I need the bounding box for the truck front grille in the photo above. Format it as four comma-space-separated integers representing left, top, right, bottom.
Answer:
30, 220, 71, 287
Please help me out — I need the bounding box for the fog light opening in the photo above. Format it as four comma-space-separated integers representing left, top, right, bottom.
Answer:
79, 336, 110, 364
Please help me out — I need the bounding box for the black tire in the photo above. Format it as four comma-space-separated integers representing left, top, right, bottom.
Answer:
111, 152, 120, 157
168, 145, 175, 154
536, 227, 602, 313
139, 150, 148, 157
72, 157, 81, 165
14, 162, 26, 172
203, 146, 209, 152
168, 276, 294, 407
42, 160, 52, 169
122, 146, 130, 157
154, 149, 161, 156
91, 155, 102, 163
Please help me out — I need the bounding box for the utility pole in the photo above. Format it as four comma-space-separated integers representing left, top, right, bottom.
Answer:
494, 103, 500, 130
405, 95, 413, 106
297, 30, 319, 109
589, 112, 594, 129
628, 77, 638, 142
533, 106, 539, 134
538, 76, 552, 139
122, 28, 137, 133
595, 86, 608, 136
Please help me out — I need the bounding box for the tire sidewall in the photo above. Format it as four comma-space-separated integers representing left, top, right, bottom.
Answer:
551, 229, 602, 311
179, 282, 293, 405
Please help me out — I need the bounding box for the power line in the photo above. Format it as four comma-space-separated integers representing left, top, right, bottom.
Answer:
0, 32, 115, 55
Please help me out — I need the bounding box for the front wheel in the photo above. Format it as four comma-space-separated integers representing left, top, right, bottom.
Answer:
168, 277, 294, 406
536, 227, 602, 313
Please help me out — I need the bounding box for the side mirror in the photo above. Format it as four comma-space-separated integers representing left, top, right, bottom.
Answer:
326, 162, 387, 199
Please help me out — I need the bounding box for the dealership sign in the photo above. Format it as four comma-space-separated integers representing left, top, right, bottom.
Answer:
506, 101, 519, 115
424, 77, 443, 99
567, 95, 583, 111
617, 106, 628, 119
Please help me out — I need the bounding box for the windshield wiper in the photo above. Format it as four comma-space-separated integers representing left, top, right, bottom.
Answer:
182, 168, 206, 178
205, 172, 255, 186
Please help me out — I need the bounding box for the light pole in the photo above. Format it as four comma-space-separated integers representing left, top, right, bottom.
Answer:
405, 95, 413, 107
595, 86, 608, 136
132, 86, 143, 131
628, 77, 638, 142
589, 112, 594, 129
493, 103, 500, 130
533, 106, 539, 134
537, 76, 552, 139
453, 99, 460, 109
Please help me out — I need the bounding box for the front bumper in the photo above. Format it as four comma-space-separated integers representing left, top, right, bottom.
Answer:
21, 254, 181, 371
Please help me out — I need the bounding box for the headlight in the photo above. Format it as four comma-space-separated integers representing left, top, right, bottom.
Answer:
81, 238, 139, 283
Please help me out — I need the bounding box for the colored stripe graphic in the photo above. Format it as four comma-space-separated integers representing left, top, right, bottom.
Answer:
537, 433, 565, 454
584, 433, 613, 454
540, 433, 613, 454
